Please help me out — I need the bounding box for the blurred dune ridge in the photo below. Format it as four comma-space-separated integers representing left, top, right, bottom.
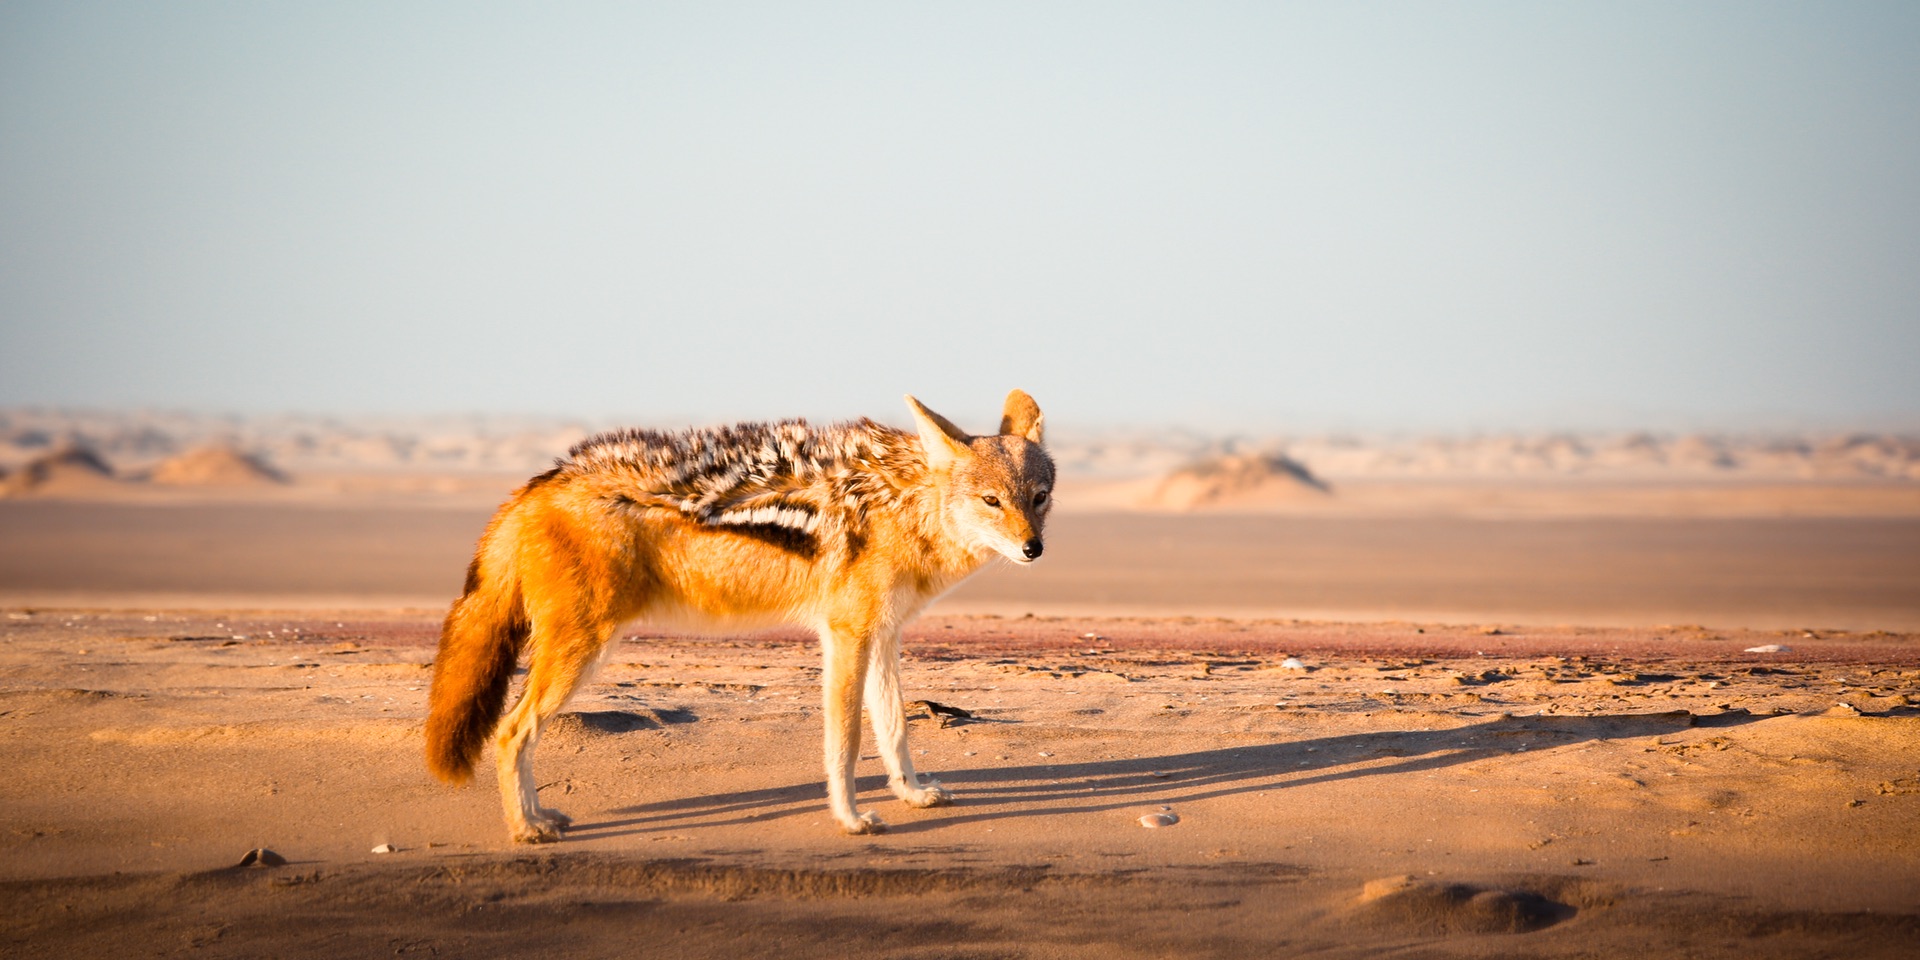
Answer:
1136, 452, 1331, 510
1061, 431, 1920, 483
3, 409, 1917, 482
0, 444, 123, 497
0, 410, 592, 478
147, 443, 287, 487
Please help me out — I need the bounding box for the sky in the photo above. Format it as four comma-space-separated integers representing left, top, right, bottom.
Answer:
2, 2, 1917, 434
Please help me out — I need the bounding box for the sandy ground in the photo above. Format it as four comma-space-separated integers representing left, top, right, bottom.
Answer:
2, 610, 1918, 959
6, 502, 1920, 630
3, 485, 1919, 958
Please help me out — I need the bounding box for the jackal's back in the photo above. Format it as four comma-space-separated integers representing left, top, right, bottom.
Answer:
557, 418, 927, 545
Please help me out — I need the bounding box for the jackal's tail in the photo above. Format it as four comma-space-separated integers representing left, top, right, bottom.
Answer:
424, 547, 528, 783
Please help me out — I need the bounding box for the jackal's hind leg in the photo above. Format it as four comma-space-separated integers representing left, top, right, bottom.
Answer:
866, 631, 952, 809
495, 621, 612, 843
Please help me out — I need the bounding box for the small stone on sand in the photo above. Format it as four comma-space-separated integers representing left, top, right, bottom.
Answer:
1280, 657, 1307, 670
371, 843, 396, 854
237, 848, 286, 867
1139, 813, 1179, 828
1744, 644, 1791, 653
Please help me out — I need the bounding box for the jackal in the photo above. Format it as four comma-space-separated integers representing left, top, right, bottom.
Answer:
424, 391, 1053, 840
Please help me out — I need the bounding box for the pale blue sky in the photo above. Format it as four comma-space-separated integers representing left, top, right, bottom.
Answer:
3, 2, 1916, 432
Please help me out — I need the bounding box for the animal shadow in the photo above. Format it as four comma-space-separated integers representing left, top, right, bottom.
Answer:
568, 708, 1763, 839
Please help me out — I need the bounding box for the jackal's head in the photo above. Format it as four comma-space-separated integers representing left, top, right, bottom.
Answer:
906, 390, 1056, 565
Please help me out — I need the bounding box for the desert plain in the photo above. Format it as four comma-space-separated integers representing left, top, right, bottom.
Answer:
2, 417, 1919, 958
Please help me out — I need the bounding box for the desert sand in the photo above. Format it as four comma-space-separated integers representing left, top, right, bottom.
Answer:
2, 610, 1917, 959
5, 502, 1919, 630
3, 423, 1919, 957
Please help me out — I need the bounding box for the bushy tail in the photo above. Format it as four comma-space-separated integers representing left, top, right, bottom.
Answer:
424, 551, 527, 783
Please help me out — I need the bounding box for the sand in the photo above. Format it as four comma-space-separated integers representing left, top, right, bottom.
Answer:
3, 484, 1919, 957
5, 502, 1919, 630
1, 610, 1917, 958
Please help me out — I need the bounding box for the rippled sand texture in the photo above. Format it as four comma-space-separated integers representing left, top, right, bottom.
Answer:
3, 612, 1916, 958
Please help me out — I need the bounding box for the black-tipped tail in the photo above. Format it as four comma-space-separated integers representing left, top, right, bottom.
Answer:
424, 561, 526, 783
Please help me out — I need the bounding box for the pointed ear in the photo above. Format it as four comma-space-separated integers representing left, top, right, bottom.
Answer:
904, 394, 972, 470
998, 389, 1045, 444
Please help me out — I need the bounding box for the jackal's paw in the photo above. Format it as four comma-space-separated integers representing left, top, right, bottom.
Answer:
511, 809, 571, 843
511, 821, 565, 844
896, 777, 954, 808
840, 811, 888, 835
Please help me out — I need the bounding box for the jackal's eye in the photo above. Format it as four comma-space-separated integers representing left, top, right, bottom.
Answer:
981, 495, 1001, 508
1033, 490, 1049, 506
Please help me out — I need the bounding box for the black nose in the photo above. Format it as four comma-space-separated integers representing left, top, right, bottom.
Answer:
1022, 538, 1043, 560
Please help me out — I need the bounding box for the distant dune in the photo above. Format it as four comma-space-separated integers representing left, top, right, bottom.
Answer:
1, 410, 1916, 515
148, 443, 287, 487
0, 445, 124, 498
1054, 430, 1920, 483
1136, 452, 1330, 511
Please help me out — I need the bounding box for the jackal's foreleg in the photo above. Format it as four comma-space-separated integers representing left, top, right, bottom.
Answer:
865, 629, 952, 809
821, 628, 885, 834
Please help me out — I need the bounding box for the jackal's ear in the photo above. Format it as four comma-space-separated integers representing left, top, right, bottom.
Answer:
998, 389, 1045, 445
905, 394, 972, 470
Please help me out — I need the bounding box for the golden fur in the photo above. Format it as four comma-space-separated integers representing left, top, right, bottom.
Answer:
425, 391, 1053, 840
